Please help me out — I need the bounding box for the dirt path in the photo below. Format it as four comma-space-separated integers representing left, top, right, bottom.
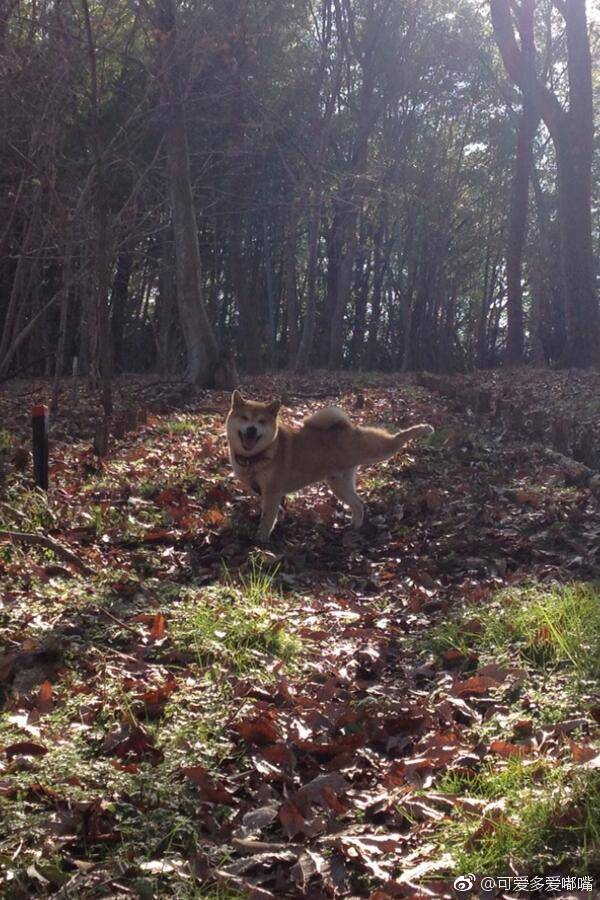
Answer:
0, 375, 598, 898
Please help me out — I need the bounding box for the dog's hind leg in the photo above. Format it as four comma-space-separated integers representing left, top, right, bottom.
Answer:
327, 468, 364, 528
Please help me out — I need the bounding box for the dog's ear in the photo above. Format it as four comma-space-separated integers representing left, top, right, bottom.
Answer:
231, 389, 244, 409
267, 399, 281, 417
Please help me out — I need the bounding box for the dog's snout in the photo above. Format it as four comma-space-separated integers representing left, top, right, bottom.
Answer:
245, 425, 258, 438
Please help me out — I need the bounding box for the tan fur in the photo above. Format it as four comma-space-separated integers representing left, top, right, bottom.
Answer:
303, 406, 350, 429
226, 391, 433, 542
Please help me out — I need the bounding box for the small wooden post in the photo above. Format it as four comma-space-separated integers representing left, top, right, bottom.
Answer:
500, 402, 524, 436
71, 356, 78, 402
551, 417, 572, 456
465, 388, 489, 416
124, 406, 138, 432
93, 418, 110, 457
463, 388, 477, 413
32, 404, 49, 490
574, 425, 596, 468
475, 390, 491, 415
113, 414, 126, 440
528, 409, 546, 441
509, 404, 525, 434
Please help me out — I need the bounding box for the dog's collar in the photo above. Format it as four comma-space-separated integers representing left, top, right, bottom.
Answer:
234, 449, 270, 468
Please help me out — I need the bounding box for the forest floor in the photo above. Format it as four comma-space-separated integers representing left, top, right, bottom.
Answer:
0, 371, 599, 899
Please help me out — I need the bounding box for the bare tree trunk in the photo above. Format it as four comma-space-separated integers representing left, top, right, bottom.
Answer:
476, 229, 493, 369
110, 250, 133, 373
349, 217, 371, 367
263, 217, 277, 367
365, 209, 390, 369
153, 0, 219, 387
557, 0, 597, 367
529, 286, 545, 366
530, 164, 560, 363
327, 49, 378, 368
555, 134, 597, 366
328, 202, 361, 369
283, 204, 299, 361
156, 220, 179, 374
51, 233, 73, 410
398, 224, 419, 372
490, 0, 598, 368
326, 0, 397, 369
0, 190, 41, 371
0, 1, 18, 54
223, 2, 262, 372
294, 187, 323, 371
505, 0, 539, 366
81, 0, 113, 414
505, 100, 538, 366
95, 202, 113, 412
293, 0, 341, 370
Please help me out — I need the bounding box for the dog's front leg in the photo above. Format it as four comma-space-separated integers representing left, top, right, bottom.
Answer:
256, 492, 283, 543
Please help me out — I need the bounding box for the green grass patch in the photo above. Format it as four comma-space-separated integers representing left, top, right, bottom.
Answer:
430, 581, 600, 681
0, 562, 299, 896
169, 562, 300, 673
439, 757, 549, 801
0, 482, 56, 532
482, 583, 600, 678
156, 416, 204, 436
0, 736, 240, 897
0, 427, 13, 455
438, 761, 600, 875
423, 583, 600, 874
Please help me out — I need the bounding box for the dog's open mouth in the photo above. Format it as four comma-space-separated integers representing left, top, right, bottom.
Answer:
240, 431, 259, 452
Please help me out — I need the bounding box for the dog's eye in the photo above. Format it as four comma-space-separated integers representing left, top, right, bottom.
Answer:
241, 414, 249, 422
258, 419, 266, 426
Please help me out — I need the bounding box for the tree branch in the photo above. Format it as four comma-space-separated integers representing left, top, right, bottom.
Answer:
490, 0, 565, 140
552, 0, 568, 20
0, 531, 93, 575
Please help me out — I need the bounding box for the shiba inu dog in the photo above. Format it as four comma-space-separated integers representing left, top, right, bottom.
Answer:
226, 390, 434, 542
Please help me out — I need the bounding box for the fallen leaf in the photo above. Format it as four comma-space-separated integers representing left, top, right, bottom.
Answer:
103, 724, 163, 765
140, 676, 178, 708
36, 680, 53, 714
279, 799, 306, 838
234, 716, 281, 746
182, 765, 235, 804
149, 612, 166, 641
489, 739, 529, 759
234, 802, 280, 836
4, 741, 48, 760
569, 739, 599, 764
205, 507, 226, 527
142, 529, 177, 543
452, 675, 500, 697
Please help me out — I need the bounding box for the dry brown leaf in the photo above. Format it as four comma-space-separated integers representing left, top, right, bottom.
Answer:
489, 739, 529, 759
36, 679, 53, 714
279, 799, 306, 838
182, 765, 235, 804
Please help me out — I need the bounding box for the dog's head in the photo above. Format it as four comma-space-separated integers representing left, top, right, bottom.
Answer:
226, 390, 281, 456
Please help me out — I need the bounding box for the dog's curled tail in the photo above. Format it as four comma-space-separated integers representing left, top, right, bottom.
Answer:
303, 406, 351, 430
393, 423, 434, 447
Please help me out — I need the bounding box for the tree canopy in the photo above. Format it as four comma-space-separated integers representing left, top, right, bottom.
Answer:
0, 0, 598, 391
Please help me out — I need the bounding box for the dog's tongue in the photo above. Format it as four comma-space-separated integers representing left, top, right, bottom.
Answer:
242, 434, 258, 451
